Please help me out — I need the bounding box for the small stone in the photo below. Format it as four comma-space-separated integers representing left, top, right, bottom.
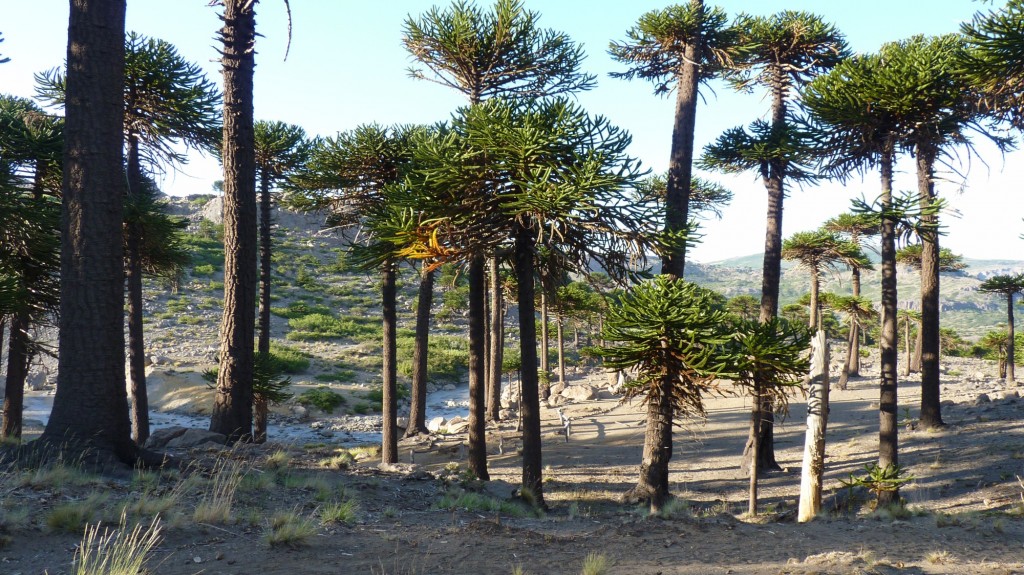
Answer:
216, 552, 225, 561
193, 556, 202, 564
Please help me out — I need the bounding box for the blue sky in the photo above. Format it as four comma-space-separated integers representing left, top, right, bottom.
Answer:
2, 1, 1021, 263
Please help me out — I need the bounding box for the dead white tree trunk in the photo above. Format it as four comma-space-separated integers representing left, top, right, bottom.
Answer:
798, 329, 830, 522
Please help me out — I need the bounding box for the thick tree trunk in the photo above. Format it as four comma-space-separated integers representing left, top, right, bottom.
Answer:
1008, 294, 1016, 382
540, 292, 550, 400
2, 313, 29, 439
514, 224, 544, 507
629, 374, 674, 513
381, 263, 398, 464
405, 265, 434, 437
486, 256, 503, 422
916, 146, 943, 429
467, 256, 489, 480
41, 0, 136, 463
258, 167, 272, 358
798, 330, 830, 522
878, 148, 900, 507
210, 0, 257, 443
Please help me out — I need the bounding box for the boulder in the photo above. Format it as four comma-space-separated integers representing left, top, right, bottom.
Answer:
560, 384, 597, 402
26, 369, 49, 391
165, 428, 227, 448
200, 196, 223, 225
145, 426, 188, 449
446, 421, 469, 434
974, 393, 991, 406
426, 416, 446, 433
548, 382, 566, 396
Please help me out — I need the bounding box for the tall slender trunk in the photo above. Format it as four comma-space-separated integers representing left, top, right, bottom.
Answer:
797, 330, 830, 522
809, 270, 820, 329
210, 0, 257, 443
1007, 293, 1016, 382
467, 256, 489, 480
916, 144, 943, 428
253, 396, 268, 444
41, 0, 135, 462
406, 265, 434, 437
258, 166, 272, 358
381, 263, 398, 464
837, 323, 856, 391
747, 384, 761, 515
514, 224, 544, 507
556, 317, 565, 387
878, 145, 900, 506
746, 79, 788, 474
125, 137, 149, 447
540, 291, 549, 400
1, 312, 29, 439
911, 326, 922, 373
849, 266, 862, 374
903, 319, 911, 377
661, 0, 703, 278
486, 256, 503, 422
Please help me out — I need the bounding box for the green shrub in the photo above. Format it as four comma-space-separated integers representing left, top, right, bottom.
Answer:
287, 313, 378, 341
178, 315, 203, 325
297, 387, 346, 413
396, 334, 468, 379
208, 281, 224, 292
268, 342, 311, 374
166, 297, 190, 313
192, 263, 216, 277
271, 300, 332, 319
361, 383, 410, 403
314, 370, 356, 383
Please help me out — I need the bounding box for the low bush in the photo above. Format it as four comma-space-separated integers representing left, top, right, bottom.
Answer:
297, 387, 346, 413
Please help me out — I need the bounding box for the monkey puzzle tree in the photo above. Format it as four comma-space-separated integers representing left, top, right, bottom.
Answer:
289, 124, 424, 463
0, 96, 61, 441
823, 212, 878, 375
400, 97, 652, 506
978, 274, 1024, 382
701, 10, 847, 471
38, 32, 219, 446
724, 317, 809, 515
897, 309, 922, 377
962, 1, 1024, 127
781, 230, 867, 331
208, 0, 258, 442
38, 0, 136, 465
599, 277, 732, 512
404, 0, 595, 427
831, 295, 877, 390
609, 1, 739, 278
897, 243, 968, 374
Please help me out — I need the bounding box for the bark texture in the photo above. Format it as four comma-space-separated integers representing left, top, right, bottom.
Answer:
258, 166, 272, 358
486, 256, 503, 421
380, 264, 398, 464
467, 256, 489, 480
916, 146, 943, 429
405, 266, 434, 437
1, 313, 28, 439
210, 0, 257, 443
878, 149, 900, 506
41, 0, 135, 463
514, 225, 544, 507
126, 138, 149, 446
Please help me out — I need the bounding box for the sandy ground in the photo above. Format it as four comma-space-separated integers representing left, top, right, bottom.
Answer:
2, 353, 1024, 575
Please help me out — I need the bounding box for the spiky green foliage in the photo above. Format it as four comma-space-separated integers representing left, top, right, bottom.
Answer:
782, 230, 868, 278
979, 273, 1024, 297
255, 120, 310, 180
895, 244, 967, 272
634, 172, 733, 220
37, 32, 221, 167
123, 177, 190, 279
962, 1, 1024, 127
723, 317, 810, 406
599, 277, 731, 419
403, 0, 595, 103
608, 3, 740, 95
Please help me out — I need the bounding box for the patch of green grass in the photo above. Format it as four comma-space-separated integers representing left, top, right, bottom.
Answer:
177, 315, 203, 325
435, 491, 532, 518
207, 280, 224, 292
268, 342, 311, 374
361, 383, 410, 403
166, 297, 191, 314
580, 553, 610, 575
351, 402, 374, 415
75, 513, 163, 575
271, 300, 332, 319
320, 500, 359, 525
47, 493, 109, 532
397, 334, 468, 380
192, 263, 216, 277
264, 510, 317, 548
314, 369, 357, 383
318, 452, 356, 470
287, 313, 379, 341
297, 387, 347, 413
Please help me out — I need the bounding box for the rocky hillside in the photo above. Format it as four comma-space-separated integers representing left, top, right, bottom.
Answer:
686, 253, 1024, 339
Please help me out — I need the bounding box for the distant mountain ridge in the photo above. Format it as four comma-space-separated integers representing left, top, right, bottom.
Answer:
685, 252, 1024, 339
